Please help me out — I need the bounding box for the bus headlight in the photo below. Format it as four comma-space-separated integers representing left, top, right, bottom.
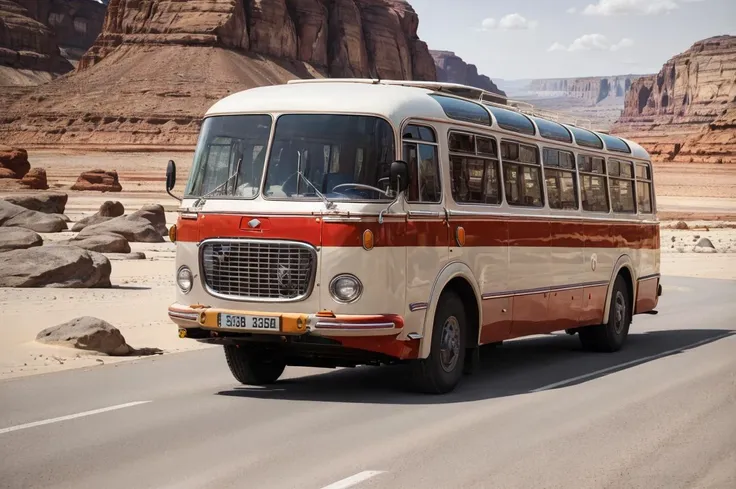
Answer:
177, 266, 193, 294
329, 274, 363, 303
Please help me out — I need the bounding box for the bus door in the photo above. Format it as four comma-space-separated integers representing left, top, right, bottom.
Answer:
401, 123, 451, 311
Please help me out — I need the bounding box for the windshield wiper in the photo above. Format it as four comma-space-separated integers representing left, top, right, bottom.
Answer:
294, 151, 336, 210
194, 157, 243, 206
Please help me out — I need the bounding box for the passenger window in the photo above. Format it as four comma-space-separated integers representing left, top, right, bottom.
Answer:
449, 131, 501, 205
543, 148, 578, 210
608, 158, 635, 213
403, 124, 441, 203
578, 154, 609, 212
636, 162, 653, 214
501, 141, 543, 207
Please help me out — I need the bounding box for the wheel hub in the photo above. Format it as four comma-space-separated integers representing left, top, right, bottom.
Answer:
439, 316, 461, 373
613, 290, 626, 334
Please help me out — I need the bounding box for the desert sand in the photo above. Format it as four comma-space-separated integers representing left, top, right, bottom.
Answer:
0, 152, 734, 380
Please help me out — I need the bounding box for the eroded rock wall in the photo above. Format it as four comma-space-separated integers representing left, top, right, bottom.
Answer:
611, 36, 736, 163
430, 50, 506, 102
528, 75, 642, 105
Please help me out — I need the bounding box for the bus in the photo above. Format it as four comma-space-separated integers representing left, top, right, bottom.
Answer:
165, 79, 661, 394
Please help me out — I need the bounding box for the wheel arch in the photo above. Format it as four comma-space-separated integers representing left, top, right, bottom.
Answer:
603, 255, 636, 323
418, 261, 482, 359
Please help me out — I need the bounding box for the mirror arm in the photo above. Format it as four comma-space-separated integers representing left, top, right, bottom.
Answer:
166, 188, 182, 202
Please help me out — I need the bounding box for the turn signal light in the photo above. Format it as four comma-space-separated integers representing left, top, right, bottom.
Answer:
168, 224, 177, 243
455, 226, 466, 247
362, 229, 374, 250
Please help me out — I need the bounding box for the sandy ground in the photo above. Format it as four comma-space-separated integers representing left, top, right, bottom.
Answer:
0, 152, 734, 380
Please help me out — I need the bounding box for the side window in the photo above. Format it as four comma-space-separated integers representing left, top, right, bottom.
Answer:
448, 131, 501, 205
403, 124, 440, 203
578, 154, 609, 212
636, 162, 654, 214
501, 140, 543, 207
543, 148, 578, 210
608, 158, 636, 213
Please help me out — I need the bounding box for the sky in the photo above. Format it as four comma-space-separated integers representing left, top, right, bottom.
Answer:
410, 0, 736, 80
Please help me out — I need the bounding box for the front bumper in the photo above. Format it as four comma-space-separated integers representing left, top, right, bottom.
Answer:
168, 303, 404, 338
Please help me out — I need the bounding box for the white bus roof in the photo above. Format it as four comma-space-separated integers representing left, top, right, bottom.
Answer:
204, 79, 651, 161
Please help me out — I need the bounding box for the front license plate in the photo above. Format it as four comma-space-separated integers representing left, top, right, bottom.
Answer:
218, 313, 280, 332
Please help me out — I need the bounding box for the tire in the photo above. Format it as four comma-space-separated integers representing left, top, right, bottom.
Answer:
409, 291, 467, 394
224, 345, 286, 385
579, 275, 631, 352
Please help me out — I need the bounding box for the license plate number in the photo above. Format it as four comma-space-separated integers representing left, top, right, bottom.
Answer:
219, 314, 280, 331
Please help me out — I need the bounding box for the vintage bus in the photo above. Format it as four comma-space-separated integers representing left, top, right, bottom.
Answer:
165, 79, 661, 394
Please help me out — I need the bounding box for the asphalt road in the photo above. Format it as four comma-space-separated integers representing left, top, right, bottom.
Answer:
1, 275, 735, 489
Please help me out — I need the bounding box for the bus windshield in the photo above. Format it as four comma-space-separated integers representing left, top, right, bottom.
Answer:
185, 115, 273, 198
263, 114, 396, 201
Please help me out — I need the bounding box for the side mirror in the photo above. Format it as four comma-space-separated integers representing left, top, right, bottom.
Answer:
166, 160, 176, 191
165, 160, 181, 202
390, 160, 409, 193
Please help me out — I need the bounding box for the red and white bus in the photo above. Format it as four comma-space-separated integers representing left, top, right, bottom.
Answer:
166, 79, 661, 394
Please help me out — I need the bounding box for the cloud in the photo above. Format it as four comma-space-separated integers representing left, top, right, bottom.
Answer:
547, 42, 568, 52
567, 7, 577, 13
549, 34, 635, 52
481, 13, 538, 31
582, 0, 679, 15
610, 37, 634, 51
480, 17, 497, 30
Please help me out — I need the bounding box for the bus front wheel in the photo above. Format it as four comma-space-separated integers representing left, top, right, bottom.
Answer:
410, 290, 467, 394
579, 275, 631, 352
224, 345, 286, 385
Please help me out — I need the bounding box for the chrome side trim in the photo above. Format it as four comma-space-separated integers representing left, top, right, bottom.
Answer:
314, 321, 396, 330
637, 273, 661, 281
198, 238, 318, 303
481, 280, 609, 300
409, 302, 429, 312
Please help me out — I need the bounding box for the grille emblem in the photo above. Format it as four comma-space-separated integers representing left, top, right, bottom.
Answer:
247, 218, 261, 229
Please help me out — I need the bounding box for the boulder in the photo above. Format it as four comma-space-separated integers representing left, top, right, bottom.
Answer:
129, 204, 168, 236
19, 168, 49, 190
0, 200, 68, 233
78, 214, 164, 243
71, 200, 124, 232
71, 214, 113, 232
99, 201, 125, 217
2, 191, 68, 214
0, 246, 111, 287
0, 145, 30, 179
36, 317, 132, 356
71, 169, 122, 192
106, 252, 147, 260
65, 233, 131, 254
0, 228, 43, 252
694, 237, 717, 253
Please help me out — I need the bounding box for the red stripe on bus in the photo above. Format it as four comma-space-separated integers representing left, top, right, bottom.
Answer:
179, 214, 660, 249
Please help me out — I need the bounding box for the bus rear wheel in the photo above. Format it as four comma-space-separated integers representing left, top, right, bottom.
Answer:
409, 291, 467, 394
224, 345, 286, 385
579, 275, 631, 352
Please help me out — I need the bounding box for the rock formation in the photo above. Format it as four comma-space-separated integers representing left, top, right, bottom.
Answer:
0, 145, 30, 178
71, 169, 122, 192
0, 1, 105, 87
36, 316, 132, 354
0, 199, 68, 232
0, 227, 43, 252
430, 50, 506, 102
0, 0, 438, 149
2, 191, 67, 214
611, 36, 736, 163
526, 75, 643, 105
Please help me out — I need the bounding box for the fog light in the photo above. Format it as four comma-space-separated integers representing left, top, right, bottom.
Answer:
177, 266, 193, 294
329, 274, 363, 303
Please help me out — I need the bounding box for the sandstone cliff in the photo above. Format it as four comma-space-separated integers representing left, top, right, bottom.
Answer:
528, 75, 643, 105
611, 36, 736, 163
430, 50, 506, 102
1, 0, 437, 149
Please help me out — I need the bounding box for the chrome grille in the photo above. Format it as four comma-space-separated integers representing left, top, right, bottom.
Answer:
200, 239, 317, 301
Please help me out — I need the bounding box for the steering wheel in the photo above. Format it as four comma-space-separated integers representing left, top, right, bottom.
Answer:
331, 183, 390, 198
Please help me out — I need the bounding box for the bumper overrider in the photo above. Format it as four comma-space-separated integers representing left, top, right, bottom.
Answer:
168, 303, 404, 338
